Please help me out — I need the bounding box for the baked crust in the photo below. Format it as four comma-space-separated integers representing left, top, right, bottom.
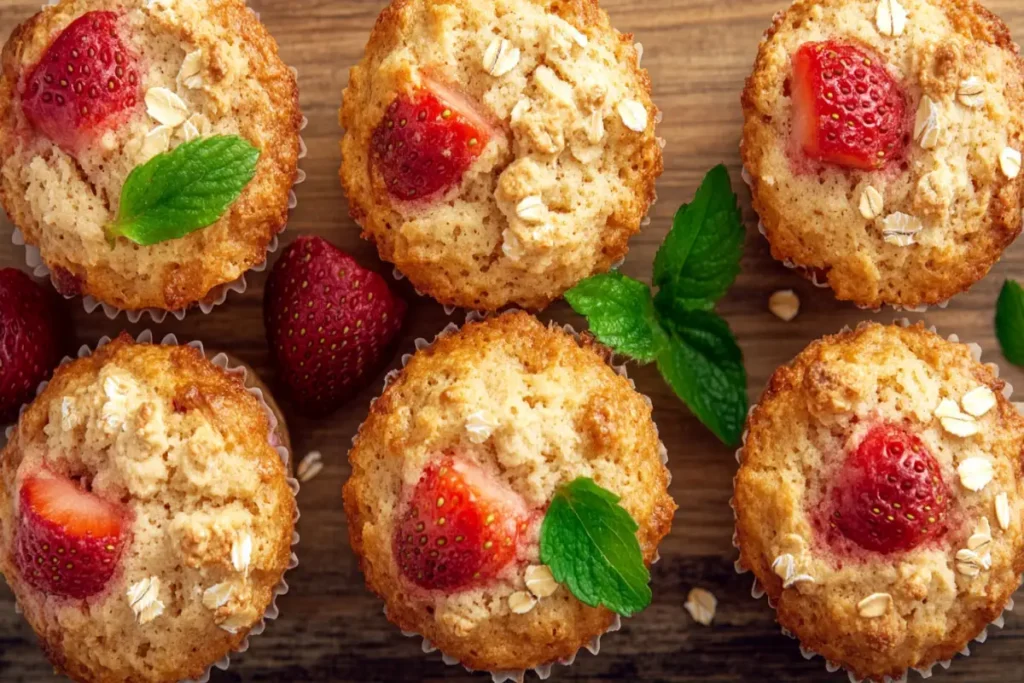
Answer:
340, 0, 663, 311
344, 311, 676, 671
735, 322, 1024, 681
0, 336, 296, 683
741, 0, 1024, 309
0, 0, 302, 312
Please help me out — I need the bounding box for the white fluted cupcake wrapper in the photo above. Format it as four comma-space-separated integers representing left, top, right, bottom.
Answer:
739, 167, 952, 313
360, 310, 668, 682
18, 3, 307, 321
3, 329, 301, 683
729, 319, 1019, 683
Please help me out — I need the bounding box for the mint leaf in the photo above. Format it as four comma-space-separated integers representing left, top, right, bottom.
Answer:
565, 272, 662, 363
108, 135, 260, 246
653, 164, 744, 311
655, 310, 747, 446
997, 280, 1024, 366
540, 477, 652, 617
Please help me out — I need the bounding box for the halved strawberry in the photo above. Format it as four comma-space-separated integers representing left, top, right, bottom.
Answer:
394, 456, 529, 591
824, 424, 949, 555
15, 471, 128, 599
791, 41, 908, 170
370, 84, 492, 201
21, 11, 141, 150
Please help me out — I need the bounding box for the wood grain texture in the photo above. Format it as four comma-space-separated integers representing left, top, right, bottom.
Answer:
2, 0, 1024, 681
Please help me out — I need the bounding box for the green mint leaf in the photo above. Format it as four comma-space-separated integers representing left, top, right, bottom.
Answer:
565, 272, 662, 363
655, 309, 748, 446
107, 135, 260, 246
652, 164, 744, 311
540, 477, 652, 617
997, 280, 1024, 366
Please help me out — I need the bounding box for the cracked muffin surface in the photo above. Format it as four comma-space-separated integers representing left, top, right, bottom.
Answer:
344, 312, 675, 671
0, 0, 302, 312
0, 336, 296, 683
735, 323, 1024, 681
741, 0, 1024, 309
340, 0, 663, 311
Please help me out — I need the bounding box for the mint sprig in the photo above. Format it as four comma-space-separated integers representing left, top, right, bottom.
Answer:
540, 478, 651, 617
107, 135, 260, 246
565, 164, 748, 446
996, 279, 1024, 366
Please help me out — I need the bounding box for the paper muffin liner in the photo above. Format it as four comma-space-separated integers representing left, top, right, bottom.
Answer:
3, 329, 301, 683
357, 309, 669, 682
729, 319, 1020, 683
738, 167, 952, 313
11, 30, 307, 323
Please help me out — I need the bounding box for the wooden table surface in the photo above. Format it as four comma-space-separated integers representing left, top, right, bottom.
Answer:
3, 0, 1024, 681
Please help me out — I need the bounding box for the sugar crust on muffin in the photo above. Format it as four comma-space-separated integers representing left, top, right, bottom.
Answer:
344, 311, 675, 671
734, 322, 1024, 681
742, 0, 1024, 309
340, 0, 663, 311
0, 0, 302, 312
0, 336, 296, 683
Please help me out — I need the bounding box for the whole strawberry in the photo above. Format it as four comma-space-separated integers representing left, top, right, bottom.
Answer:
264, 236, 407, 416
0, 269, 64, 423
21, 11, 141, 150
826, 423, 949, 555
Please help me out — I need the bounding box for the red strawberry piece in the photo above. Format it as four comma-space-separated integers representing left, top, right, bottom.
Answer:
0, 269, 64, 423
370, 84, 492, 201
16, 471, 128, 599
792, 41, 908, 170
394, 456, 529, 592
21, 11, 141, 150
826, 424, 949, 555
264, 236, 407, 417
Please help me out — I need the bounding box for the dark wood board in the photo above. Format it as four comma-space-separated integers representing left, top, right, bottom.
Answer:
2, 0, 1024, 681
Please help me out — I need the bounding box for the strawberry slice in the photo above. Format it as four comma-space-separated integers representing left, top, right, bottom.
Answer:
825, 424, 949, 555
370, 85, 491, 202
21, 11, 141, 150
15, 471, 128, 599
791, 41, 908, 170
394, 456, 528, 591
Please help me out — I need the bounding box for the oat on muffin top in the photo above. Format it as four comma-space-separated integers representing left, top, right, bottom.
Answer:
742, 0, 1024, 309
344, 312, 675, 671
735, 323, 1024, 681
0, 0, 302, 312
340, 0, 663, 311
0, 336, 296, 683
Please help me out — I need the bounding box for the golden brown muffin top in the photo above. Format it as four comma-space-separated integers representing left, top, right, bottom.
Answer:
340, 0, 663, 311
344, 311, 675, 671
742, 0, 1024, 309
0, 0, 302, 312
735, 323, 1024, 681
0, 336, 296, 683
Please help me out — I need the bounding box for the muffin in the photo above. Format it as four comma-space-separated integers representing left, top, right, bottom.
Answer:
0, 334, 297, 682
0, 0, 302, 313
734, 322, 1024, 681
344, 311, 675, 672
741, 0, 1024, 309
340, 0, 663, 311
